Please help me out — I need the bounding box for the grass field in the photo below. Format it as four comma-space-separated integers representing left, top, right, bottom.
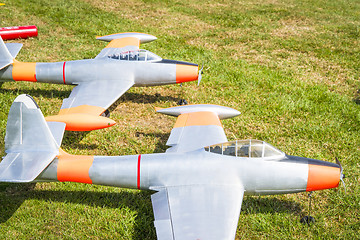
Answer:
0, 0, 359, 239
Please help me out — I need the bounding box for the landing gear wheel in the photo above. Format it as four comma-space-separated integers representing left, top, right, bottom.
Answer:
101, 109, 110, 118
301, 191, 315, 226
300, 216, 315, 225
178, 99, 188, 105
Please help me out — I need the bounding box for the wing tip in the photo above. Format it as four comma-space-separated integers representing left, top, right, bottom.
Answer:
96, 32, 157, 43
155, 107, 164, 112
14, 94, 39, 109
156, 104, 240, 120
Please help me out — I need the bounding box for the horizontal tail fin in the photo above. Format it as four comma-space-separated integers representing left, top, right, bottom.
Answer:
5, 42, 23, 58
156, 104, 241, 120
0, 36, 14, 70
0, 95, 65, 182
96, 32, 157, 44
156, 104, 240, 153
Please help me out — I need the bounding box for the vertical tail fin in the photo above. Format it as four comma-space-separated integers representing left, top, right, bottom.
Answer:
0, 36, 14, 70
0, 94, 66, 182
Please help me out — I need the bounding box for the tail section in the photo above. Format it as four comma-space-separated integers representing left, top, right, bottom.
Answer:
0, 94, 65, 182
0, 36, 23, 70
0, 36, 14, 70
156, 104, 240, 153
156, 104, 240, 120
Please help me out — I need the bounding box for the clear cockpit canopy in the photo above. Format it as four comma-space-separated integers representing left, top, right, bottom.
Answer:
108, 49, 162, 62
204, 139, 285, 159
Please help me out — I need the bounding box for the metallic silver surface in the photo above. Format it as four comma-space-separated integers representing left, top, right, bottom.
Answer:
5, 42, 23, 58
0, 95, 59, 182
96, 32, 157, 43
0, 36, 13, 70
46, 122, 66, 147
156, 104, 241, 119
89, 155, 138, 188
61, 78, 134, 110
0, 64, 12, 80
166, 125, 227, 153
151, 185, 244, 240
36, 62, 64, 84
36, 158, 59, 181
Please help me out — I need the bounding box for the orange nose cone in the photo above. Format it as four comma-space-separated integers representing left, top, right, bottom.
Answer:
176, 64, 199, 83
306, 164, 341, 191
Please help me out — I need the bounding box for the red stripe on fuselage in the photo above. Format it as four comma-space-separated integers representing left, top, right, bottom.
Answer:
137, 155, 141, 189
62, 62, 66, 84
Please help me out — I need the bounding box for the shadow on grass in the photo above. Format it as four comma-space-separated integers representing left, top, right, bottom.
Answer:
61, 130, 94, 149
30, 188, 155, 240
106, 91, 181, 116
0, 83, 181, 107
0, 183, 36, 223
0, 184, 304, 239
242, 196, 302, 215
0, 86, 71, 99
135, 131, 170, 153
354, 89, 360, 105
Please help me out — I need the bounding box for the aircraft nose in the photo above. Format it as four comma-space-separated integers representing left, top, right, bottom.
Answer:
306, 161, 341, 191
176, 64, 199, 83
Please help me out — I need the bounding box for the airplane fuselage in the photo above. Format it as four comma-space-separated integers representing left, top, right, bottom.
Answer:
37, 149, 340, 196
0, 59, 198, 86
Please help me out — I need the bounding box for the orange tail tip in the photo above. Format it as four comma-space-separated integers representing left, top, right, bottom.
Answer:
45, 114, 116, 131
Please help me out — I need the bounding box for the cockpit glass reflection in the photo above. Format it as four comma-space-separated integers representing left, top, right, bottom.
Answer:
108, 49, 162, 62
204, 139, 284, 159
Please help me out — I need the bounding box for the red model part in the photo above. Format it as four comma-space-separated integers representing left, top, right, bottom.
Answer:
0, 25, 38, 40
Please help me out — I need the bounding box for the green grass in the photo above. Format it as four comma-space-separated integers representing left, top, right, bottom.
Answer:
0, 0, 359, 239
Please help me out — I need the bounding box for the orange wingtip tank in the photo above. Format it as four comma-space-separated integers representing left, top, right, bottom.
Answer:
45, 114, 116, 131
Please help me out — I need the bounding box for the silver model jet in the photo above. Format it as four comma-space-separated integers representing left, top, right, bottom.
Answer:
0, 33, 201, 131
0, 95, 343, 239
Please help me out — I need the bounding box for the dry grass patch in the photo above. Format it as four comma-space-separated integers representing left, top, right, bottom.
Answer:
82, 0, 216, 37
271, 18, 316, 38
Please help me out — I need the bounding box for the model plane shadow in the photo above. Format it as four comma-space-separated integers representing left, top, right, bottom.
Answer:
0, 85, 72, 100
61, 131, 94, 149
111, 91, 181, 108
135, 131, 170, 153
0, 85, 181, 105
0, 183, 36, 223
0, 185, 303, 239
354, 89, 360, 105
241, 196, 302, 215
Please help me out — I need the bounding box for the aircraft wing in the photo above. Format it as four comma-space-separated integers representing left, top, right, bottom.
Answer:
151, 185, 244, 240
156, 105, 240, 153
59, 79, 134, 116
95, 33, 157, 59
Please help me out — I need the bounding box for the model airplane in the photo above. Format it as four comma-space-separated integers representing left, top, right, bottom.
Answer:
0, 95, 343, 240
0, 33, 201, 131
